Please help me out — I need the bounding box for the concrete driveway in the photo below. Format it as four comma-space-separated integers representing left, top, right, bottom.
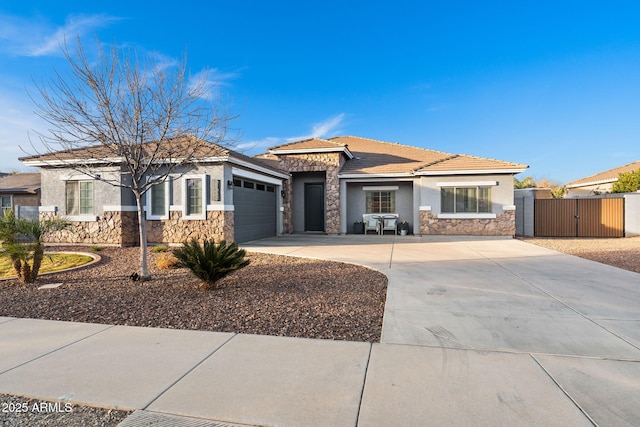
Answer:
244, 234, 640, 426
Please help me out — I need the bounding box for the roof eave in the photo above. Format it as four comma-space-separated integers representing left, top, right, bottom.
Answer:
415, 168, 528, 176
565, 178, 617, 189
338, 172, 414, 179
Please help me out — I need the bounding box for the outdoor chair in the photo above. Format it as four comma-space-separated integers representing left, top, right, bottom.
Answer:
380, 215, 398, 235
363, 214, 380, 235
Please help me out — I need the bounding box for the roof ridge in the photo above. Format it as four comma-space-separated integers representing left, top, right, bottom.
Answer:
453, 152, 527, 167
413, 154, 460, 171
268, 137, 345, 151
329, 135, 458, 157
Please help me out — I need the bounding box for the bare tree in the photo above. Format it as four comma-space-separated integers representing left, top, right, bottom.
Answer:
30, 38, 235, 280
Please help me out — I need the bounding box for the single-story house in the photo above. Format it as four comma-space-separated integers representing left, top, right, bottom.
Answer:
565, 160, 640, 197
20, 135, 527, 245
0, 172, 41, 220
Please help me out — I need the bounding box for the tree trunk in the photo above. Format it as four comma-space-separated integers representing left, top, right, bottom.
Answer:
30, 243, 44, 282
136, 193, 151, 281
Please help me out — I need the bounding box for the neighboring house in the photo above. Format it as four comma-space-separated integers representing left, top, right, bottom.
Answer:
20, 135, 528, 245
565, 160, 640, 198
0, 172, 41, 220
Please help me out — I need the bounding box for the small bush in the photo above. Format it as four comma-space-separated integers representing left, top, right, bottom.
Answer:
173, 239, 250, 289
155, 253, 180, 270
91, 246, 103, 252
152, 245, 168, 253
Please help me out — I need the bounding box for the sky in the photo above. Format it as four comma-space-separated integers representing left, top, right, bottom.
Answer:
1, 1, 640, 184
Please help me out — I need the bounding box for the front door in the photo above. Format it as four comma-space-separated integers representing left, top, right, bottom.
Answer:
305, 183, 325, 231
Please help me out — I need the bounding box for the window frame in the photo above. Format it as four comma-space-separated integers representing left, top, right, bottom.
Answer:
65, 180, 94, 217
146, 177, 171, 220
440, 185, 492, 214
1, 195, 12, 216
182, 174, 207, 220
365, 190, 396, 214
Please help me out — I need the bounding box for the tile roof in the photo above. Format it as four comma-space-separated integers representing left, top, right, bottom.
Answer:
20, 136, 230, 163
19, 136, 283, 176
566, 160, 640, 188
327, 136, 527, 175
0, 172, 41, 194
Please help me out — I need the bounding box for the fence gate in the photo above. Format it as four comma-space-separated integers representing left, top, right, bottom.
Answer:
534, 198, 624, 237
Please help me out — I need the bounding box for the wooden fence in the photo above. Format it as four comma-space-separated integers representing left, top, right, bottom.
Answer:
534, 198, 625, 237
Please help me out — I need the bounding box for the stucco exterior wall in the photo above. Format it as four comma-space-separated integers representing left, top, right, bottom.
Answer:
39, 167, 122, 217
40, 163, 233, 245
566, 182, 614, 198
345, 181, 414, 234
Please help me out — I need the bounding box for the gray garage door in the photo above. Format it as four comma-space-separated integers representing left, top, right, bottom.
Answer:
233, 177, 277, 243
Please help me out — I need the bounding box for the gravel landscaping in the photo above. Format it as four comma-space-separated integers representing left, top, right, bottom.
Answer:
519, 236, 640, 274
0, 246, 388, 342
0, 393, 130, 427
3, 237, 637, 426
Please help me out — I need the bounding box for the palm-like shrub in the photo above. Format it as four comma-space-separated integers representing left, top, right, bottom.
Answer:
173, 239, 250, 289
0, 211, 69, 285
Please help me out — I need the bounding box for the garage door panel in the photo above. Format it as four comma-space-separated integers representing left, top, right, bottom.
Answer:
233, 179, 277, 243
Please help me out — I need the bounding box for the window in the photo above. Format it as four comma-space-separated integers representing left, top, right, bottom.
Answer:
146, 179, 170, 220
66, 181, 93, 215
366, 191, 395, 214
1, 196, 11, 216
441, 186, 491, 213
182, 175, 207, 219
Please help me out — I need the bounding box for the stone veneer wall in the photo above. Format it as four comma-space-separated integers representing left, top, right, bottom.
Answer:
419, 210, 516, 236
41, 209, 233, 246
41, 211, 136, 245
276, 152, 346, 235
147, 210, 233, 244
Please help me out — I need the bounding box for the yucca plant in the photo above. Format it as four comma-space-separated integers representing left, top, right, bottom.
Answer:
173, 239, 250, 289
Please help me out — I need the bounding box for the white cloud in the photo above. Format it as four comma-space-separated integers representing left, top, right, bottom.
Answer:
187, 68, 241, 101
236, 137, 281, 153
239, 113, 347, 155
0, 13, 121, 57
285, 113, 346, 142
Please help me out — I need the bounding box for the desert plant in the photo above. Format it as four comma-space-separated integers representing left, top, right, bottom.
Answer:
0, 211, 69, 285
155, 253, 180, 270
91, 245, 103, 252
612, 169, 640, 193
152, 245, 168, 253
173, 239, 250, 289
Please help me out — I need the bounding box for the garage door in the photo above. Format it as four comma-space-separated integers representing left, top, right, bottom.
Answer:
233, 177, 277, 243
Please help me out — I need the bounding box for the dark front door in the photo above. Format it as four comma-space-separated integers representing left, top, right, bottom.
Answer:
305, 183, 325, 232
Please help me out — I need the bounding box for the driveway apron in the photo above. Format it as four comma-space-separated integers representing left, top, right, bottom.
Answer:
244, 235, 640, 426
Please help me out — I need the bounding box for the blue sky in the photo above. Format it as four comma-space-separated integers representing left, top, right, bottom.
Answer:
2, 1, 640, 184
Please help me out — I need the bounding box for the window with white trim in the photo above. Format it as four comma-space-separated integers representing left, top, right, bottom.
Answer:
146, 179, 170, 220
65, 181, 94, 215
182, 175, 207, 219
1, 196, 11, 216
366, 190, 396, 214
441, 186, 491, 213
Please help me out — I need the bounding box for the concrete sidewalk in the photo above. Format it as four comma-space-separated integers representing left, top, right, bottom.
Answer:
1, 235, 639, 426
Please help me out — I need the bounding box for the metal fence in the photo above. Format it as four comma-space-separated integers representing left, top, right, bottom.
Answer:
534, 198, 625, 237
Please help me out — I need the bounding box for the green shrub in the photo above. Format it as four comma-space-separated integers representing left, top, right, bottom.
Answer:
173, 239, 250, 289
91, 246, 103, 252
152, 245, 168, 253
